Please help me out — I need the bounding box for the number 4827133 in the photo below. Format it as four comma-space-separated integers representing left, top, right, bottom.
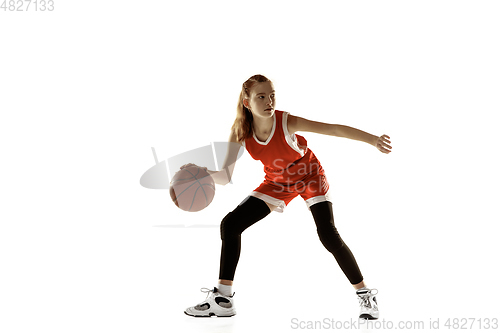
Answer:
1, 0, 55, 11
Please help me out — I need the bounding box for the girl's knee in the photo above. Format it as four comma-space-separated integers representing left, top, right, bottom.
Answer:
220, 212, 236, 240
317, 225, 344, 253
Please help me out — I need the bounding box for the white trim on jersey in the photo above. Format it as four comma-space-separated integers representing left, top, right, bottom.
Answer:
250, 191, 286, 213
252, 112, 277, 145
282, 112, 306, 157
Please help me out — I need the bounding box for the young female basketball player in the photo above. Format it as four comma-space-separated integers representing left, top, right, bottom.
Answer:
183, 74, 392, 319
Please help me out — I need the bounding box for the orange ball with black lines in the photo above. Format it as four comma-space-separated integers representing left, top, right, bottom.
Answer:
169, 165, 215, 212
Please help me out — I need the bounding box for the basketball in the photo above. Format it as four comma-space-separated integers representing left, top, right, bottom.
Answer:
169, 165, 216, 212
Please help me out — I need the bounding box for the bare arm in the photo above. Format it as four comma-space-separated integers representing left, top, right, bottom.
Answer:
288, 114, 392, 153
180, 130, 243, 185
207, 130, 242, 185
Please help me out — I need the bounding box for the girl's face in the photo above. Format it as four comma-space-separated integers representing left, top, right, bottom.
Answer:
244, 81, 276, 119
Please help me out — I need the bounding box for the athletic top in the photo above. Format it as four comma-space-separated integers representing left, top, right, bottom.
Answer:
243, 110, 325, 185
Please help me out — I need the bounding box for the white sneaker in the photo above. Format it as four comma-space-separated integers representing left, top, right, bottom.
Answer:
184, 287, 237, 317
356, 288, 379, 320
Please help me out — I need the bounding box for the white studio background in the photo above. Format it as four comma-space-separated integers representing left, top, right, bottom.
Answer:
1, 1, 499, 332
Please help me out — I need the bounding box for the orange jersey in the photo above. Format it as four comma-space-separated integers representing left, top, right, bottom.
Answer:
243, 110, 331, 212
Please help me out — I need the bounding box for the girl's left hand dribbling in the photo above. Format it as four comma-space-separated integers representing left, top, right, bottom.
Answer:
376, 135, 392, 154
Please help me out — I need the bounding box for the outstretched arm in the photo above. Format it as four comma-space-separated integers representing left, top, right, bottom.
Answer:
288, 114, 392, 154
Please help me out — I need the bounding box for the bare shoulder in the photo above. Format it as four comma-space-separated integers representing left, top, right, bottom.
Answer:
286, 113, 335, 136
287, 114, 299, 135
287, 113, 310, 135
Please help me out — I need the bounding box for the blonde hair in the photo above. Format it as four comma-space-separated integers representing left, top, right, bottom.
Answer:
231, 74, 272, 143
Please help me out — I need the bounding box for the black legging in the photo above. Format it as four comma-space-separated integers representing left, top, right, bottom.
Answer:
218, 196, 364, 285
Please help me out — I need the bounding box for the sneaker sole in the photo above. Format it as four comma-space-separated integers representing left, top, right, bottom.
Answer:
184, 311, 236, 318
359, 314, 378, 320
